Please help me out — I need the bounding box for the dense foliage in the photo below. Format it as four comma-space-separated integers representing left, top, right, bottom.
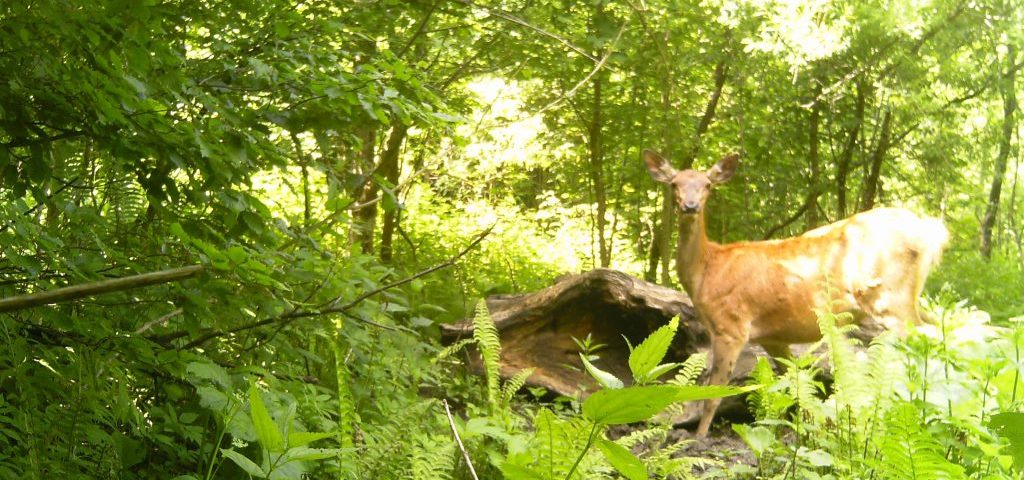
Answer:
1, 0, 1023, 478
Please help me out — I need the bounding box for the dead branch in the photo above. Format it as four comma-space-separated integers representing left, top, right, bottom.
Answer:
0, 265, 203, 313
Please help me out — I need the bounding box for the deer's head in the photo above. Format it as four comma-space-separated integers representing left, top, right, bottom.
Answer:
643, 150, 740, 215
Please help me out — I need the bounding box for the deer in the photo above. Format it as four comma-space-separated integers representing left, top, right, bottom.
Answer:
643, 149, 948, 438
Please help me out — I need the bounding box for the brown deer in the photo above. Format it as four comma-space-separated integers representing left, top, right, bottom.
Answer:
643, 150, 948, 437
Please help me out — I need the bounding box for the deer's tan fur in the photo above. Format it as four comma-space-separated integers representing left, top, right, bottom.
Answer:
644, 150, 948, 437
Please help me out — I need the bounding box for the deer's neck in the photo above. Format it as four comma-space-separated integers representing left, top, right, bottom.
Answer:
676, 213, 712, 296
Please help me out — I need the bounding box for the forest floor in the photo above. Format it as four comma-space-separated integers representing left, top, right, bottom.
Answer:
676, 421, 756, 467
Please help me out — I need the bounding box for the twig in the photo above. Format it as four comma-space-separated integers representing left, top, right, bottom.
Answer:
0, 176, 82, 234
449, 0, 598, 63
135, 308, 184, 334
535, 23, 627, 116
442, 399, 479, 480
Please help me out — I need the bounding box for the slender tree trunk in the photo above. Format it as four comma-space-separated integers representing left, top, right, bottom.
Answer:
590, 4, 610, 268
981, 45, 1018, 259
859, 108, 892, 212
653, 57, 729, 283
805, 80, 822, 228
379, 124, 410, 263
836, 80, 866, 218
353, 128, 378, 253
651, 29, 675, 283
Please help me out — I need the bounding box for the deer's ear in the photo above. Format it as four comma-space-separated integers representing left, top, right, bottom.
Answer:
643, 149, 677, 184
708, 152, 740, 185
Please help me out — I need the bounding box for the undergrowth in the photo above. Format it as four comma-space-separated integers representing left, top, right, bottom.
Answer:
719, 298, 1024, 479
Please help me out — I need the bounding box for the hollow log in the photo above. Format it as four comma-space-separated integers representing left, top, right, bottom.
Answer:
441, 268, 878, 425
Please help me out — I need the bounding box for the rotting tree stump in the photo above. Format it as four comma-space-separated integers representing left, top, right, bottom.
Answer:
441, 268, 880, 426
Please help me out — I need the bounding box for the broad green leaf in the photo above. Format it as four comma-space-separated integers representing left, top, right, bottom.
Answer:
249, 383, 284, 452
629, 316, 679, 383
186, 361, 232, 390
579, 354, 623, 389
499, 462, 547, 480
583, 385, 682, 424
288, 431, 335, 448
597, 438, 647, 480
798, 447, 833, 467
990, 412, 1024, 469
279, 446, 342, 462
583, 384, 757, 425
643, 362, 682, 383
221, 448, 266, 477
733, 424, 775, 456
669, 384, 760, 402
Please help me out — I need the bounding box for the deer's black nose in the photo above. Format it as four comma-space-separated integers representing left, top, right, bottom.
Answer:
682, 201, 700, 213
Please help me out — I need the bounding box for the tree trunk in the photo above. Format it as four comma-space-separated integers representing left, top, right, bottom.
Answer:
859, 108, 892, 212
981, 45, 1018, 259
836, 80, 866, 218
652, 29, 675, 283
805, 79, 822, 228
379, 124, 410, 263
653, 57, 729, 283
353, 128, 378, 253
589, 5, 610, 268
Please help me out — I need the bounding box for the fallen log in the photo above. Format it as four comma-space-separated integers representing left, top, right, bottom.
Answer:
441, 268, 878, 425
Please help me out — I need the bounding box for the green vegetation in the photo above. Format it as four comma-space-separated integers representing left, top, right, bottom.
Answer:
1, 0, 1023, 479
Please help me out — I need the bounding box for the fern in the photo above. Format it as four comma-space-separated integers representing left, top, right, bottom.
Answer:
669, 352, 707, 387
472, 302, 503, 412
503, 408, 596, 479
501, 368, 535, 405
872, 402, 965, 479
408, 434, 455, 480
434, 338, 474, 363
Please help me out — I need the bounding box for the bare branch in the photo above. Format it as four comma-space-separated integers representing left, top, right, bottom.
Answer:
0, 266, 203, 314
448, 0, 598, 63
173, 226, 494, 349
443, 399, 480, 480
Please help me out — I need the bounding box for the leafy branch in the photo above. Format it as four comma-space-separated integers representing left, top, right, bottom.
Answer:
166, 225, 494, 349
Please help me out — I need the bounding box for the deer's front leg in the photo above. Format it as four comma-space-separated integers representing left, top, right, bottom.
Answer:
696, 330, 747, 438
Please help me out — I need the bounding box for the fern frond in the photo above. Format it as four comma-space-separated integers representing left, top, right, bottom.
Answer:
501, 368, 535, 404
615, 424, 669, 449
872, 402, 965, 479
408, 434, 455, 480
504, 408, 597, 479
434, 338, 474, 363
471, 302, 502, 411
669, 352, 708, 387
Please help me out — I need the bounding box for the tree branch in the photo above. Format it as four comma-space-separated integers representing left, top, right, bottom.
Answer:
0, 265, 204, 313
173, 226, 494, 350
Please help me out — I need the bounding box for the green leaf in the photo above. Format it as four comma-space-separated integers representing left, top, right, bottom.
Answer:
629, 316, 679, 383
583, 384, 757, 425
597, 438, 647, 480
221, 448, 266, 477
279, 446, 342, 462
579, 354, 623, 389
583, 385, 681, 425
990, 412, 1024, 469
288, 431, 335, 448
499, 462, 547, 480
249, 383, 284, 452
733, 424, 775, 456
643, 362, 682, 383
798, 448, 833, 467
